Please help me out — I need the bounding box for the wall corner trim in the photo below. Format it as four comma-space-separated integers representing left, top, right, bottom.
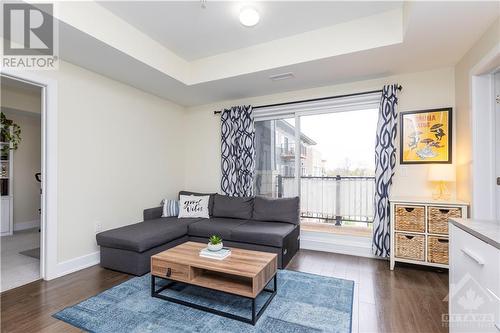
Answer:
47, 251, 100, 280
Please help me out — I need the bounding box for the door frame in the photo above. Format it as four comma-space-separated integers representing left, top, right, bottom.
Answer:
470, 44, 500, 219
495, 71, 500, 220
1, 69, 58, 280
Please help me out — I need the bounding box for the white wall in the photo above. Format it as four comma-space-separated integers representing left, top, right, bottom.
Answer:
1, 109, 42, 228
25, 61, 186, 262
454, 18, 499, 205
24, 62, 455, 265
1, 85, 41, 114
183, 67, 456, 199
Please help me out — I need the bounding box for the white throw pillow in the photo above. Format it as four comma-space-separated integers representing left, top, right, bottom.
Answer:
178, 195, 210, 219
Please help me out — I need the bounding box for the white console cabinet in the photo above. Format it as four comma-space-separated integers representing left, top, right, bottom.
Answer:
449, 219, 500, 333
389, 197, 468, 270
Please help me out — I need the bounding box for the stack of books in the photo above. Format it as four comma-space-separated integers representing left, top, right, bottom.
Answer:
199, 247, 231, 260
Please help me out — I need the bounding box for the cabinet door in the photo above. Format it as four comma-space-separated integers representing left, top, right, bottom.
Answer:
428, 206, 462, 235
394, 205, 425, 232
1, 199, 10, 233
449, 225, 499, 332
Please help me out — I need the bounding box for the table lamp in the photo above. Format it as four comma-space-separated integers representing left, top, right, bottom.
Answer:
428, 165, 456, 200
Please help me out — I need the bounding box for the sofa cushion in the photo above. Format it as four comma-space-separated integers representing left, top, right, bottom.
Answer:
179, 191, 216, 216
231, 220, 296, 247
187, 217, 247, 239
96, 217, 201, 253
252, 196, 300, 225
143, 206, 162, 220
212, 194, 253, 219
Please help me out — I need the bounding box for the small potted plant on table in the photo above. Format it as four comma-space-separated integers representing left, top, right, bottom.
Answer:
208, 235, 223, 252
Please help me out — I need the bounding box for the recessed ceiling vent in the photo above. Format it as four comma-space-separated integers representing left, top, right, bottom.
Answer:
269, 72, 295, 81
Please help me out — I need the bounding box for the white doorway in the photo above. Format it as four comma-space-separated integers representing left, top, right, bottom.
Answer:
1, 77, 43, 291
495, 71, 500, 220
0, 70, 58, 286
470, 49, 500, 220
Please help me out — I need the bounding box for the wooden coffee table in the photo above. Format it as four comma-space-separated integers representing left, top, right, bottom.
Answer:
150, 242, 278, 325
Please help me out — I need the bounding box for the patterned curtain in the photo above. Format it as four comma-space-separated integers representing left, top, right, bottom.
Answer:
373, 84, 399, 257
220, 105, 255, 197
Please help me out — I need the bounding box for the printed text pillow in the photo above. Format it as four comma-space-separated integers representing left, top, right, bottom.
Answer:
178, 195, 210, 219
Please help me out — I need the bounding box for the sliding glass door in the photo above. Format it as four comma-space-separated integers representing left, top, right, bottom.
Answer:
298, 110, 377, 227
254, 117, 298, 198
253, 101, 378, 229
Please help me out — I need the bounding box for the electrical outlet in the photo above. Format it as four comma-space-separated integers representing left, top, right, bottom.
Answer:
95, 222, 102, 234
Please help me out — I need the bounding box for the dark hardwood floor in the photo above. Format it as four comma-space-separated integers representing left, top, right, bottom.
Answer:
0, 250, 449, 333
287, 250, 449, 333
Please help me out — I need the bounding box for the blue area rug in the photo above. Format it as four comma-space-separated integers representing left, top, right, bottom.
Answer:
54, 270, 354, 332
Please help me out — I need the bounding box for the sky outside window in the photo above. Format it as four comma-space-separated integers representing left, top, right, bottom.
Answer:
293, 109, 378, 176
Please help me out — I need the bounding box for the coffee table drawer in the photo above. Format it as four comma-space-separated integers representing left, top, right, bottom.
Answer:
151, 258, 189, 281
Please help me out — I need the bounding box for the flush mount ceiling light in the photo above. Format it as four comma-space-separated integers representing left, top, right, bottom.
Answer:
239, 7, 260, 27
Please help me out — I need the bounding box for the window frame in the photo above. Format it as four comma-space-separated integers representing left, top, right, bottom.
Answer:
253, 92, 381, 198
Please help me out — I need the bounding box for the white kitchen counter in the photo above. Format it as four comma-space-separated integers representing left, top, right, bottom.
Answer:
450, 218, 500, 250
448, 218, 500, 332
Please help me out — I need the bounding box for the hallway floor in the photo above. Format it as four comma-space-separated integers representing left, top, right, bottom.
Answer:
1, 228, 40, 292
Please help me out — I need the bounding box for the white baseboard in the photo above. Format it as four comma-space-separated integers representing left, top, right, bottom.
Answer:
44, 231, 378, 280
14, 220, 40, 231
300, 230, 380, 259
47, 251, 100, 280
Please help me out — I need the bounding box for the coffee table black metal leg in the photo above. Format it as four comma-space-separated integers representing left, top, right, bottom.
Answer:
251, 298, 256, 325
151, 273, 277, 326
151, 275, 155, 297
264, 274, 277, 293
252, 273, 277, 325
152, 275, 175, 297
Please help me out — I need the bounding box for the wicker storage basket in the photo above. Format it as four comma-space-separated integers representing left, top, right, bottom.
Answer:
395, 233, 425, 261
427, 236, 449, 264
428, 207, 462, 235
395, 206, 425, 232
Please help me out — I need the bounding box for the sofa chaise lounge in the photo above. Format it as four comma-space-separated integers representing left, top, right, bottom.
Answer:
96, 191, 300, 275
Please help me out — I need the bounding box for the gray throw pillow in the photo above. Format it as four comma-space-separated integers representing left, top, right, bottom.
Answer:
212, 194, 253, 220
252, 196, 300, 225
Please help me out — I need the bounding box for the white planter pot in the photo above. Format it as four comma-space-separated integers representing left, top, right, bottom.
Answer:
207, 242, 223, 251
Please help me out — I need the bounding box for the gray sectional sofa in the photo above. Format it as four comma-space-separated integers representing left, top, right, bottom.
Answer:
96, 191, 300, 276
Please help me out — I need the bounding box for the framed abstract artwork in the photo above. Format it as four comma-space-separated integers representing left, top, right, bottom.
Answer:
400, 108, 452, 164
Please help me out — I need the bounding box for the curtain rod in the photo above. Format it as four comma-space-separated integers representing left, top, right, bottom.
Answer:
213, 85, 402, 115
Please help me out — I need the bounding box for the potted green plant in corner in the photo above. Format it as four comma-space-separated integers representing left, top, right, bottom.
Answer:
1, 112, 22, 154
208, 235, 223, 252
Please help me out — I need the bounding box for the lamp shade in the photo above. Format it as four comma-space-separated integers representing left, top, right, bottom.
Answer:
428, 165, 456, 182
